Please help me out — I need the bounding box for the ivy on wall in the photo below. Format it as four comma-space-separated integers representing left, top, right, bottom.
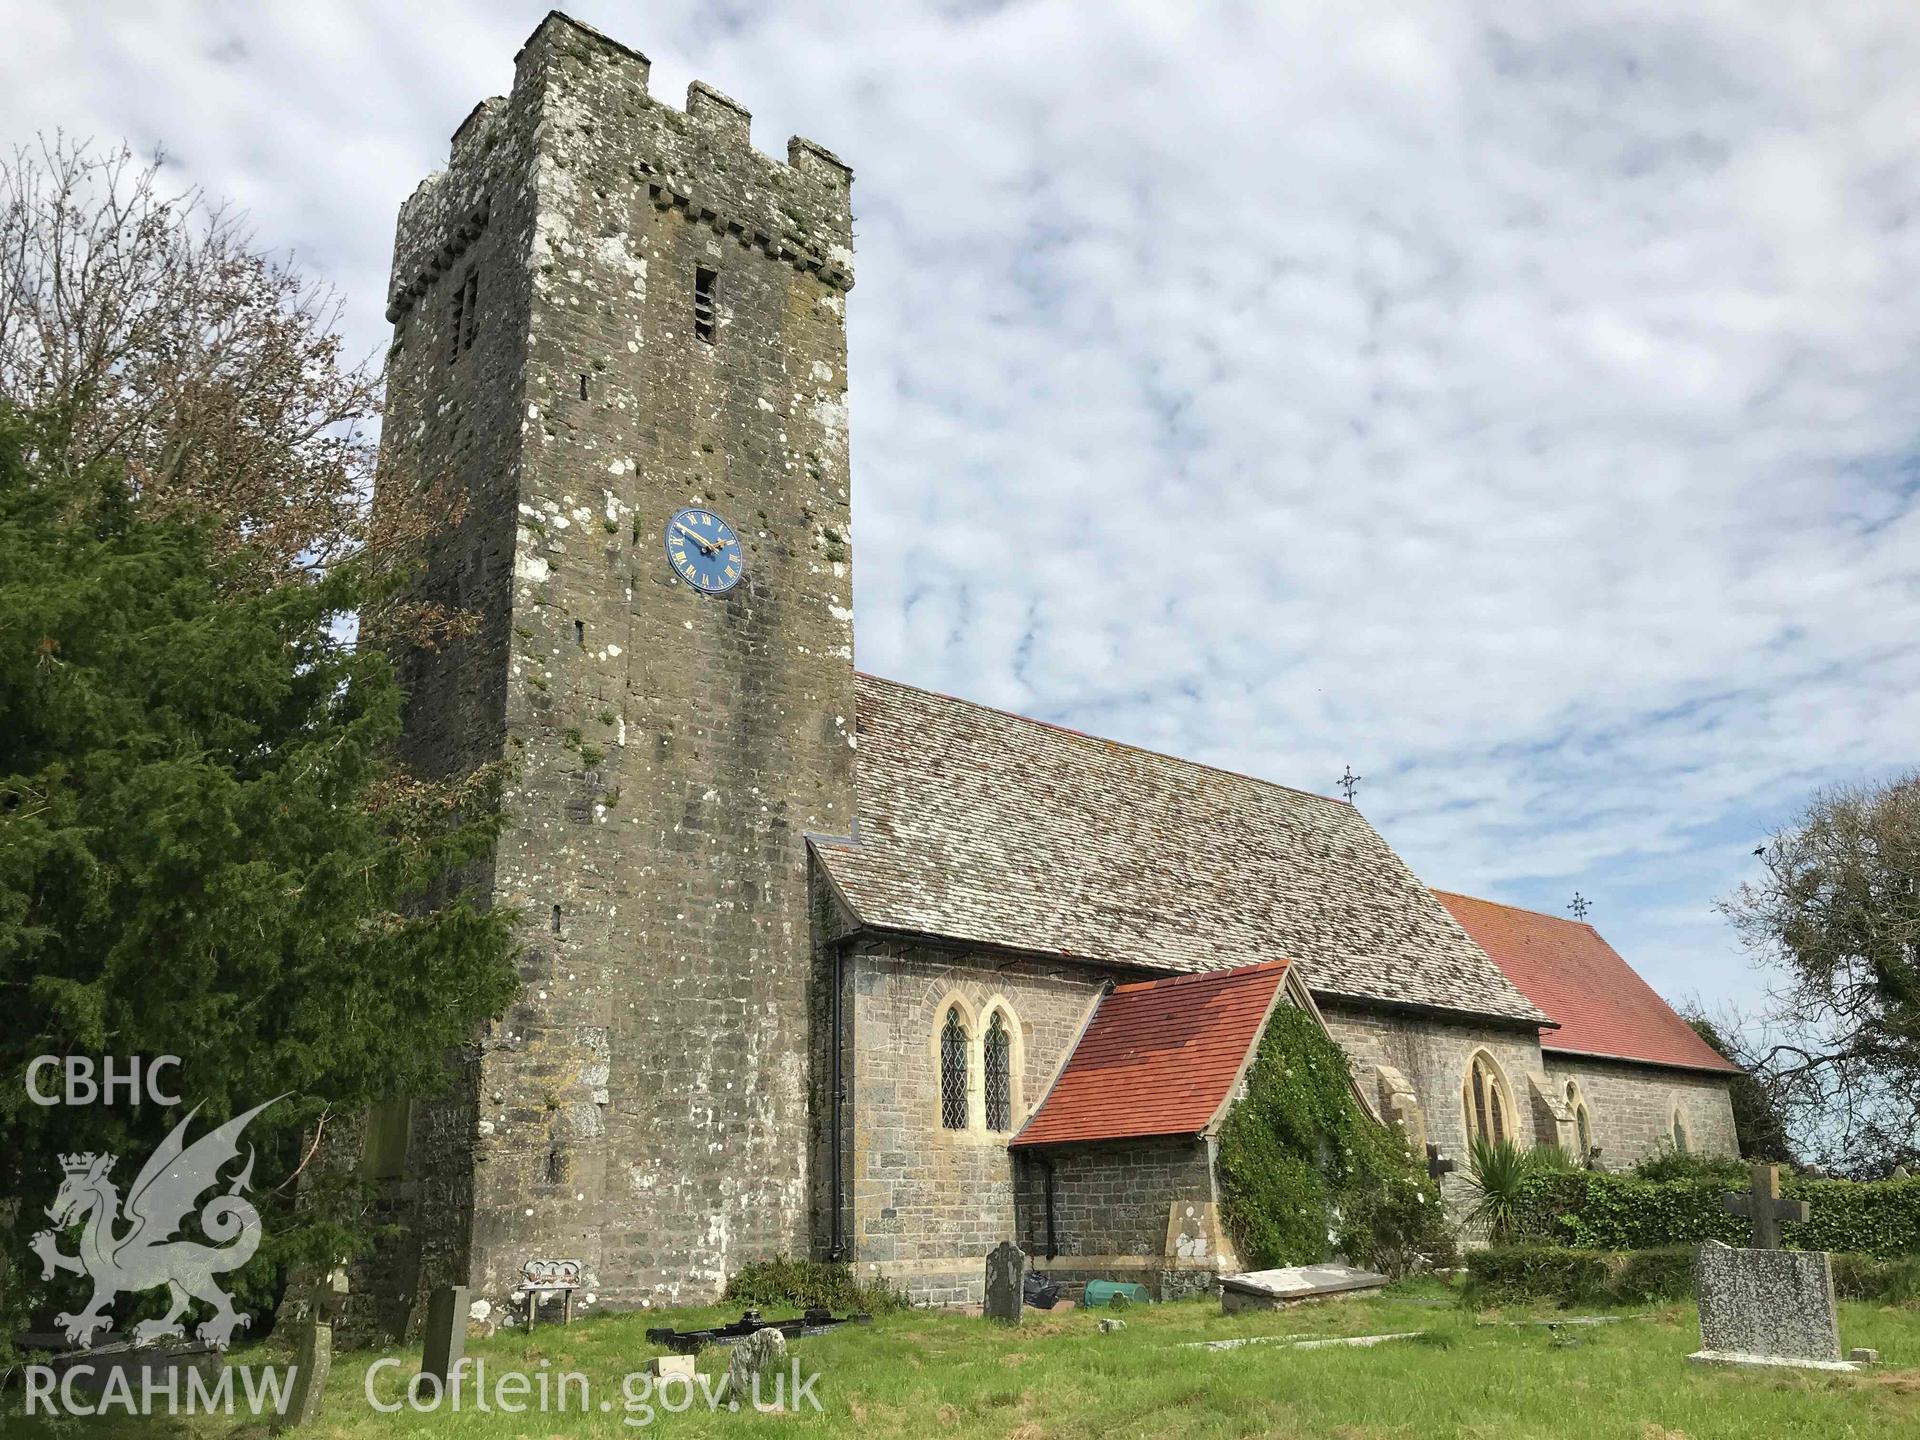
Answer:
1215, 1004, 1449, 1275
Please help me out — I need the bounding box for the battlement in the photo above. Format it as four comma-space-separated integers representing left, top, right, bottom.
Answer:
514, 12, 853, 201
386, 11, 855, 327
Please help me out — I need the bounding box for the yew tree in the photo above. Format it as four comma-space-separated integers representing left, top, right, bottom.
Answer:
0, 140, 515, 1343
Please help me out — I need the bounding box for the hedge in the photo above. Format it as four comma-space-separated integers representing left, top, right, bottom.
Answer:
1511, 1171, 1920, 1259
1463, 1246, 1695, 1305
1465, 1245, 1920, 1307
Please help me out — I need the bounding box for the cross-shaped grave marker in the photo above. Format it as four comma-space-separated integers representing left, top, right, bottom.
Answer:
1426, 1143, 1456, 1183
1723, 1162, 1807, 1250
272, 1265, 348, 1434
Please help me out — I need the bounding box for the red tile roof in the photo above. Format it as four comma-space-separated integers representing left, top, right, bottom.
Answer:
1010, 960, 1291, 1148
1434, 892, 1740, 1075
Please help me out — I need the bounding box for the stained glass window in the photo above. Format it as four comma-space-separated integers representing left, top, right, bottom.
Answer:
940, 1007, 968, 1130
984, 1012, 1011, 1132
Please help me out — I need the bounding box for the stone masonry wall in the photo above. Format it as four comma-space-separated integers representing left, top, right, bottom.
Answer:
1316, 1000, 1548, 1206
1543, 1054, 1737, 1169
1012, 1139, 1220, 1301
371, 12, 861, 1319
843, 941, 1110, 1304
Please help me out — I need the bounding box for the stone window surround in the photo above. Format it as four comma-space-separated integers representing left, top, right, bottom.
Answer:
1672, 1107, 1692, 1153
1461, 1047, 1518, 1146
925, 989, 1027, 1142
1565, 1078, 1595, 1159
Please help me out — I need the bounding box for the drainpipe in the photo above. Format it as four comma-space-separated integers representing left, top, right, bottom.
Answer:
828, 939, 847, 1261
1039, 1155, 1058, 1260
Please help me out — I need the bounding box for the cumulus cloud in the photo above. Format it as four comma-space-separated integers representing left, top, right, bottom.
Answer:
7, 0, 1916, 1014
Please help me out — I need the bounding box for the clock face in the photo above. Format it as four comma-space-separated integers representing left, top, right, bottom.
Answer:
663, 507, 745, 594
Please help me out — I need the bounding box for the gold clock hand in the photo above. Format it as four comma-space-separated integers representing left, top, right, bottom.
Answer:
673, 521, 716, 554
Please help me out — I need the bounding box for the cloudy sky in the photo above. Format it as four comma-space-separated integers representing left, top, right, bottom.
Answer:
7, 1, 1916, 1019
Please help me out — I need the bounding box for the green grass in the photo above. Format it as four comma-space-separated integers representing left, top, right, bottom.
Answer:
7, 1283, 1917, 1438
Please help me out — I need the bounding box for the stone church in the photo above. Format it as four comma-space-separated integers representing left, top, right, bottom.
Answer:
359, 12, 1739, 1326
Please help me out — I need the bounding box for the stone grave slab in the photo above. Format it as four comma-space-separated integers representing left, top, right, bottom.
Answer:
1687, 1241, 1859, 1372
1219, 1262, 1389, 1313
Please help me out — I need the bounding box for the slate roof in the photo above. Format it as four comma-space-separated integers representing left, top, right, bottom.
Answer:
1434, 892, 1740, 1075
816, 675, 1550, 1026
1011, 961, 1292, 1147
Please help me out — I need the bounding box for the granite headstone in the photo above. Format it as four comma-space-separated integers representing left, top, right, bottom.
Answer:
1688, 1241, 1858, 1372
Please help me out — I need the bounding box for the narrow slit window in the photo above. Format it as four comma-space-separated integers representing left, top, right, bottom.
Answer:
551, 904, 562, 936
574, 619, 585, 646
449, 267, 478, 365
579, 373, 589, 401
693, 266, 718, 343
939, 1007, 968, 1130
461, 269, 479, 352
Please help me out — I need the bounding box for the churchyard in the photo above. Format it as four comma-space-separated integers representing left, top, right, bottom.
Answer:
8, 1279, 1915, 1439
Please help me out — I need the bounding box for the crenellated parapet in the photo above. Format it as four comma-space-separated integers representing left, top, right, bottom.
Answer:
386, 11, 854, 328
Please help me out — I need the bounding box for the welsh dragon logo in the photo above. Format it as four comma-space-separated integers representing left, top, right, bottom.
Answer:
30, 1098, 281, 1349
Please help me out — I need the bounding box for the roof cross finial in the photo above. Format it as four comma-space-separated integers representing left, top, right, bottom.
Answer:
1339, 765, 1362, 804
1569, 892, 1591, 921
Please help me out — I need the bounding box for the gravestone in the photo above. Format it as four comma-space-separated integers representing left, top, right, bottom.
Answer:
1688, 1241, 1857, 1371
1722, 1163, 1807, 1250
419, 1285, 470, 1386
1220, 1262, 1389, 1313
272, 1267, 349, 1433
984, 1241, 1025, 1324
1686, 1165, 1860, 1372
724, 1326, 786, 1410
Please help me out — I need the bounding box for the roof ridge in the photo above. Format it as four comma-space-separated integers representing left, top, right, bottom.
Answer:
1111, 958, 1290, 994
1431, 888, 1597, 931
855, 670, 1347, 810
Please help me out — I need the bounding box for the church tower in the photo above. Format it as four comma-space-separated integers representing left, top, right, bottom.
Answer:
374, 13, 856, 1314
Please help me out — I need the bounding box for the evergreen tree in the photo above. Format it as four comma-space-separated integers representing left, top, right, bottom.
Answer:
0, 410, 518, 1341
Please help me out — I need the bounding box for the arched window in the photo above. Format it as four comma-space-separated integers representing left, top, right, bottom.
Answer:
1672, 1109, 1691, 1155
940, 1007, 969, 1130
1565, 1080, 1594, 1161
984, 1012, 1012, 1132
1463, 1052, 1512, 1146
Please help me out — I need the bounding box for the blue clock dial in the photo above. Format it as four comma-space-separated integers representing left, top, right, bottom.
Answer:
664, 507, 745, 594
